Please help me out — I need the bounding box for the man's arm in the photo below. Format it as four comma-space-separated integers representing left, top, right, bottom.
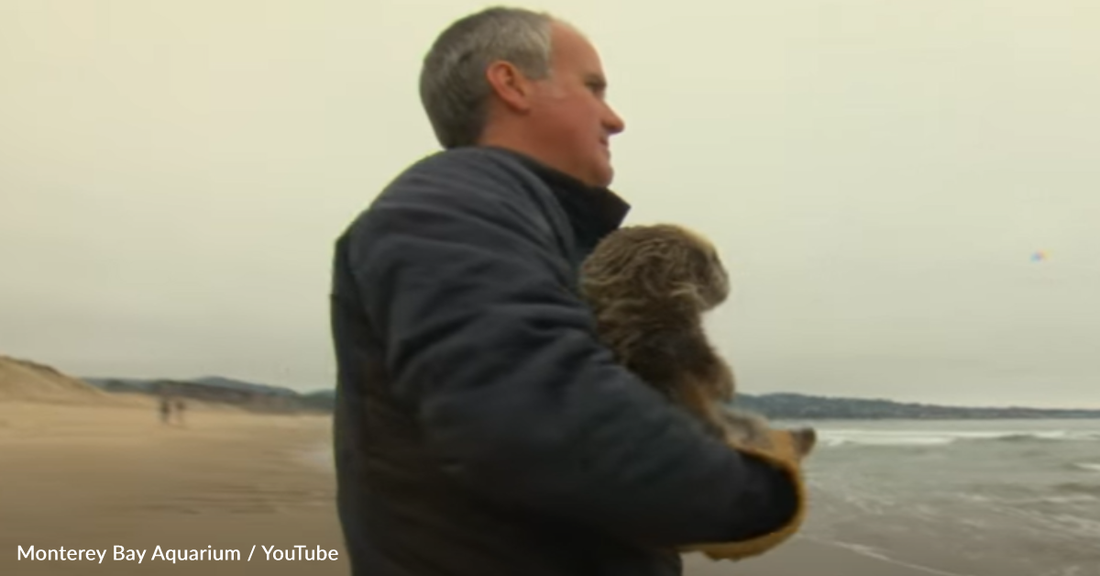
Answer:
346, 163, 796, 547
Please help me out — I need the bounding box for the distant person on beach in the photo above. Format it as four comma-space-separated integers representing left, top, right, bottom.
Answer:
329, 7, 801, 576
173, 398, 186, 427
158, 395, 171, 425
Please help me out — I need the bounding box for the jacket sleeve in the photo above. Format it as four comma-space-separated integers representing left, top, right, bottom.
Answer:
346, 166, 797, 547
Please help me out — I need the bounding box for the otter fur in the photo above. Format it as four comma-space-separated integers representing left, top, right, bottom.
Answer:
579, 223, 815, 457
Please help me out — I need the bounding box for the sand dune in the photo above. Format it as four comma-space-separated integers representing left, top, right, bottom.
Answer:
0, 355, 117, 404
0, 355, 257, 412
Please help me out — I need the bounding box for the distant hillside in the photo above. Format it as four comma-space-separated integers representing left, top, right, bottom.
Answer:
84, 376, 298, 398
733, 392, 1100, 420
191, 376, 300, 398
298, 389, 336, 411
84, 376, 333, 414
80, 374, 1100, 420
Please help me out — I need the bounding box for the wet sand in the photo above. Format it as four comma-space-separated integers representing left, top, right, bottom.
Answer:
0, 401, 937, 576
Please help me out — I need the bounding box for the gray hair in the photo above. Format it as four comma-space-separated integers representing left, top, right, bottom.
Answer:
419, 7, 555, 149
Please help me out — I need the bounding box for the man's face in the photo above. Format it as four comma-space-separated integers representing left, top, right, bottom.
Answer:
526, 23, 625, 188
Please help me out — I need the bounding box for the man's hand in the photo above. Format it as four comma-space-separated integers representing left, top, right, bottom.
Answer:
678, 428, 815, 562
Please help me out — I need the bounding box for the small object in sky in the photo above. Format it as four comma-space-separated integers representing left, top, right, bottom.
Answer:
1030, 250, 1048, 262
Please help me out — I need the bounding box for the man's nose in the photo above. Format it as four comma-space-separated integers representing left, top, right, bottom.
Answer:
604, 105, 625, 135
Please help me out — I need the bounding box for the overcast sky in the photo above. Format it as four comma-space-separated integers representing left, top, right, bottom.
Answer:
2, 1, 1098, 407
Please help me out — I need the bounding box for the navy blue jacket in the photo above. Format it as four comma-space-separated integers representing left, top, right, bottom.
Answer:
329, 146, 797, 576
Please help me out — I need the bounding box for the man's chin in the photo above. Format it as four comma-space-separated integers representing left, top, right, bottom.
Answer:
592, 162, 614, 189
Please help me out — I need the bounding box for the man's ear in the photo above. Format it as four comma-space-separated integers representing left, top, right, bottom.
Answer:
485, 60, 535, 113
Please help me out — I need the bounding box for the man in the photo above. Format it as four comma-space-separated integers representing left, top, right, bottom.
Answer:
329, 7, 800, 576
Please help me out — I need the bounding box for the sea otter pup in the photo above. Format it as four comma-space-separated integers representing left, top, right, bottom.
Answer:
579, 223, 815, 560
578, 223, 814, 454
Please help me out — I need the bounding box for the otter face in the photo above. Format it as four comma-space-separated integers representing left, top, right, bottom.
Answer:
673, 227, 729, 311
699, 245, 730, 310
581, 224, 730, 313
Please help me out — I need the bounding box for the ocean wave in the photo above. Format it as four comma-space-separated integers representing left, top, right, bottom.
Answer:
821, 436, 953, 447
1041, 494, 1100, 504
1053, 482, 1100, 499
960, 492, 1099, 506
818, 429, 1100, 448
1071, 462, 1100, 473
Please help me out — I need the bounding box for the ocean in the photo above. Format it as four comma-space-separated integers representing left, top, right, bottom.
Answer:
794, 419, 1100, 576
311, 419, 1100, 575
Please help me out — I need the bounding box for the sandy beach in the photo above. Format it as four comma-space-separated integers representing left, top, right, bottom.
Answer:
0, 397, 955, 576
1, 401, 347, 576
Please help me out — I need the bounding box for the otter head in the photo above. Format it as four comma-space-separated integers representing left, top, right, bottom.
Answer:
580, 224, 730, 313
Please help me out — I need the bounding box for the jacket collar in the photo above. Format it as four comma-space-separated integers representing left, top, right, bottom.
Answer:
482, 146, 631, 244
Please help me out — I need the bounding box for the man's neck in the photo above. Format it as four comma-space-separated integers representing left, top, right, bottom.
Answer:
467, 145, 630, 247
475, 133, 586, 187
